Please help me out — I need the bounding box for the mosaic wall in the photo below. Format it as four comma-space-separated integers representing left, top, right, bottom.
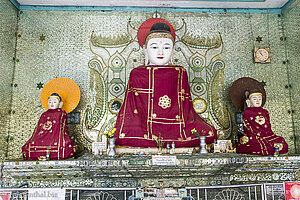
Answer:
3, 7, 298, 159
0, 0, 18, 159
282, 0, 300, 154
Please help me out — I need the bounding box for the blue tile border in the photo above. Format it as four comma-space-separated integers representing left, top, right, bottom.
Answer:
8, 0, 295, 13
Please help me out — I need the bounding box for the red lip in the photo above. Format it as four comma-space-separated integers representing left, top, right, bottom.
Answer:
157, 57, 164, 59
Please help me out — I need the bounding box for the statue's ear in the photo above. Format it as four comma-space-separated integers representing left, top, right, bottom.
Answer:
245, 91, 249, 98
245, 99, 250, 108
143, 45, 149, 66
59, 101, 63, 108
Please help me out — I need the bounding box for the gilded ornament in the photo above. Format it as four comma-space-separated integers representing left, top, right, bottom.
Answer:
193, 98, 207, 114
84, 58, 106, 135
255, 116, 265, 125
240, 136, 249, 144
120, 133, 125, 138
182, 34, 222, 48
91, 32, 131, 47
158, 95, 171, 109
108, 99, 123, 114
42, 121, 53, 130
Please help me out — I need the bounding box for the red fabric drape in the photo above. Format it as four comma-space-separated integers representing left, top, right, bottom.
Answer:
22, 108, 75, 160
115, 65, 217, 148
236, 107, 288, 155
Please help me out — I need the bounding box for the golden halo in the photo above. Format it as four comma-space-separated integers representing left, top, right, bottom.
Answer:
41, 78, 80, 113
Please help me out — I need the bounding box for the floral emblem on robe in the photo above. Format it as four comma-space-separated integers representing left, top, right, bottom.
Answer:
42, 121, 53, 130
255, 115, 266, 125
240, 136, 249, 144
158, 95, 171, 109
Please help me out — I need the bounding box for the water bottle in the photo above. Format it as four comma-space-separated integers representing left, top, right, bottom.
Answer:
274, 147, 279, 157
170, 142, 175, 154
46, 149, 50, 161
166, 142, 170, 154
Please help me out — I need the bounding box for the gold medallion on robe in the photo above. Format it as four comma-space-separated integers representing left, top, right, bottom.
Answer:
240, 136, 249, 144
255, 115, 266, 125
42, 121, 53, 130
158, 95, 171, 109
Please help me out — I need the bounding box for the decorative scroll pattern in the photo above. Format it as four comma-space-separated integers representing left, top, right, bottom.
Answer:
86, 191, 117, 200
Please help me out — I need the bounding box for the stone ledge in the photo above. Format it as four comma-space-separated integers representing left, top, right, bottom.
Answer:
1, 153, 299, 188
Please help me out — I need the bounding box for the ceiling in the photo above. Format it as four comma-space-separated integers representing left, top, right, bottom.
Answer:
12, 0, 292, 10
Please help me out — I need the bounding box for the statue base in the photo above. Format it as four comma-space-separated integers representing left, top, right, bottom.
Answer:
1, 153, 299, 188
116, 146, 197, 155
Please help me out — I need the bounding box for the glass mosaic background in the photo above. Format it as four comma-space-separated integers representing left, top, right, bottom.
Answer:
0, 0, 299, 159
0, 0, 17, 160
282, 0, 300, 155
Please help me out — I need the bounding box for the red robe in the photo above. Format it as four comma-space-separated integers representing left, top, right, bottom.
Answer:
236, 107, 288, 155
115, 65, 217, 148
22, 108, 75, 160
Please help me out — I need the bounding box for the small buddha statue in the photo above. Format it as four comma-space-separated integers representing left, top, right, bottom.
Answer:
22, 93, 75, 160
230, 77, 288, 156
114, 18, 217, 148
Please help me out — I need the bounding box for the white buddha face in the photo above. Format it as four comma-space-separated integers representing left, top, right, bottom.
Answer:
48, 96, 63, 109
146, 37, 174, 65
249, 94, 263, 107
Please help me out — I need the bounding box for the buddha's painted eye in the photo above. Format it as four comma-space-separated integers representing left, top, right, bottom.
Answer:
149, 43, 158, 49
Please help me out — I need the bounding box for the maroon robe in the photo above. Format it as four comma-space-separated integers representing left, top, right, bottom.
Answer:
22, 108, 75, 160
115, 65, 217, 148
236, 107, 288, 155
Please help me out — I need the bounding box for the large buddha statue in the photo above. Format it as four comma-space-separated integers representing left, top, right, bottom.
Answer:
22, 78, 80, 160
114, 18, 217, 148
230, 77, 288, 156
